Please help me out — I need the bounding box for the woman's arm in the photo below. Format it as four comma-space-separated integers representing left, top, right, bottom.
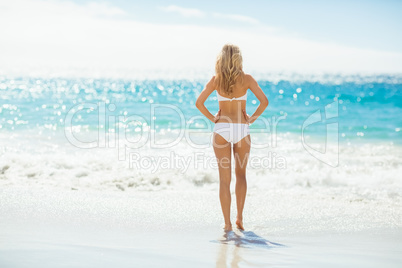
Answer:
244, 74, 269, 124
196, 76, 219, 123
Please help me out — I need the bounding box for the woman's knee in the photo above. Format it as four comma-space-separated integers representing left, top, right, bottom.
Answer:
219, 175, 231, 185
235, 167, 246, 178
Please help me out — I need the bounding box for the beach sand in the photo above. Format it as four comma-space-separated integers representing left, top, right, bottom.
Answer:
1, 186, 401, 267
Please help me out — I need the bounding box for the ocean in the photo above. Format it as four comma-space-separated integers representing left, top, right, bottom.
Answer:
0, 74, 401, 202
1, 74, 401, 141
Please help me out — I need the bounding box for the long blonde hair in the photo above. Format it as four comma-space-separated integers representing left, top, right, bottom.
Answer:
215, 44, 244, 96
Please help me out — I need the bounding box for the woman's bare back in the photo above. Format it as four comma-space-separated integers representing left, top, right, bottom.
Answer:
215, 74, 250, 124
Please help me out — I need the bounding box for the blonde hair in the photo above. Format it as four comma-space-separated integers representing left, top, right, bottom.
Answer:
215, 44, 244, 96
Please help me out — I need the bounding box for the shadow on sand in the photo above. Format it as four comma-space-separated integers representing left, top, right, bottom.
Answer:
212, 230, 287, 267
212, 230, 286, 249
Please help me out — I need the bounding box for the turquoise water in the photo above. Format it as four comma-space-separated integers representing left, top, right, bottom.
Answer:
1, 76, 401, 143
1, 75, 401, 196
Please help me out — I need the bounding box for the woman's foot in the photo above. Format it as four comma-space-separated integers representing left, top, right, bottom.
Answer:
223, 223, 232, 231
236, 218, 244, 230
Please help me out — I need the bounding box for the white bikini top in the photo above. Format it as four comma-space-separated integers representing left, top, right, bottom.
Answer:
216, 91, 247, 102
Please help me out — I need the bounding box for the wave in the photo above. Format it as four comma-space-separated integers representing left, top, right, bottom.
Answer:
1, 132, 401, 205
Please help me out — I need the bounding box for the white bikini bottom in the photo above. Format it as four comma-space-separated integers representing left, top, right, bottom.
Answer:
213, 123, 250, 144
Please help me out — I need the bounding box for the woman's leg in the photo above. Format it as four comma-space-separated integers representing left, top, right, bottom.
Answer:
233, 135, 251, 230
213, 133, 232, 230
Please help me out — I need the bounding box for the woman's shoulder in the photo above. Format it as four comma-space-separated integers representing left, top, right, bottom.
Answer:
207, 76, 217, 87
208, 75, 216, 83
244, 73, 260, 86
242, 73, 255, 86
204, 76, 217, 91
243, 73, 254, 81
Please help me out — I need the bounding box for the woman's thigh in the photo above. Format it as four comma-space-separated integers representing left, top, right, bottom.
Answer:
233, 135, 251, 173
213, 133, 232, 180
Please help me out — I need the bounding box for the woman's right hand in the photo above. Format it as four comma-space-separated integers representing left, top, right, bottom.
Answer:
214, 109, 221, 123
242, 110, 252, 125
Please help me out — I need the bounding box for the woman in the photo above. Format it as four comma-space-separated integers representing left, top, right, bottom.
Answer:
196, 44, 269, 231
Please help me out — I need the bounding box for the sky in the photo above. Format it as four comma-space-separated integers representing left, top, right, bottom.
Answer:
1, 0, 402, 77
